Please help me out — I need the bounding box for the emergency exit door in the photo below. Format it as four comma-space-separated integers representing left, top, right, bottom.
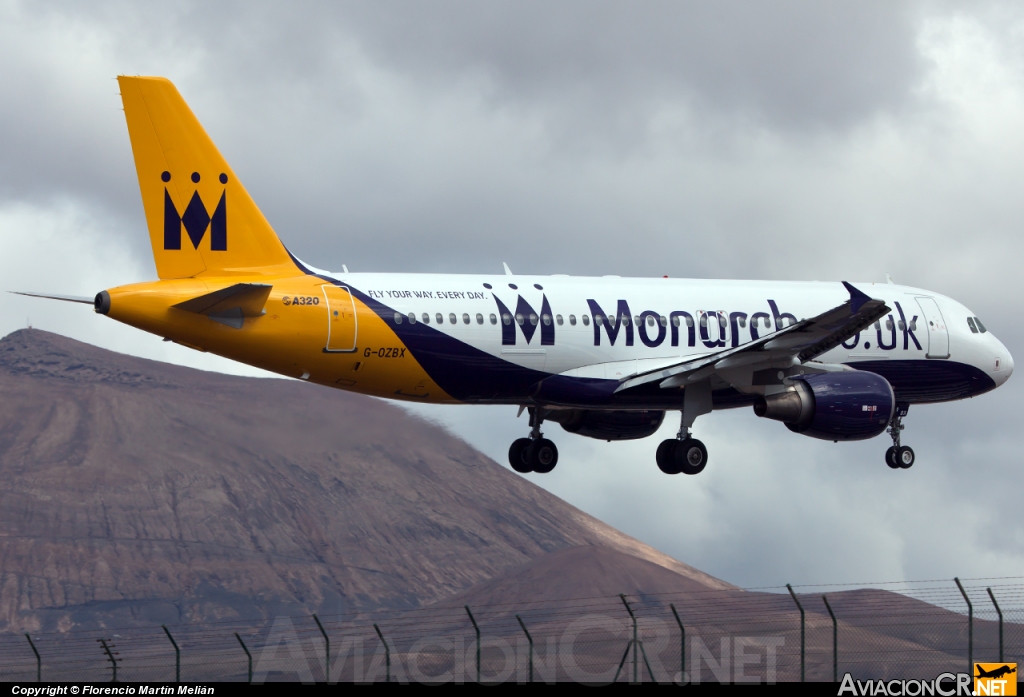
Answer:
322, 285, 358, 352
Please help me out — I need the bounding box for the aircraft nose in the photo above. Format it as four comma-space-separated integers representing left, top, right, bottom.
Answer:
994, 338, 1013, 385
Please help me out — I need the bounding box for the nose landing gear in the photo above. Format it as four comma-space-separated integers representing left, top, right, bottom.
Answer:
508, 408, 558, 474
885, 404, 914, 469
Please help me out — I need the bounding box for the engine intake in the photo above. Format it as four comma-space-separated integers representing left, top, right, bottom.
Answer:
753, 371, 895, 441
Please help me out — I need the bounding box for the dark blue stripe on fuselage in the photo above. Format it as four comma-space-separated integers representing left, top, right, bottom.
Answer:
847, 360, 996, 403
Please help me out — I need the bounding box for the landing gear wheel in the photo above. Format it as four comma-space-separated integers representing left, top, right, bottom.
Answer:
885, 446, 899, 469
509, 438, 532, 473
656, 440, 681, 474
527, 438, 558, 473
896, 446, 915, 469
675, 438, 707, 475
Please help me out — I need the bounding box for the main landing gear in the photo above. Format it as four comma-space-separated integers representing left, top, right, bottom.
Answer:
656, 413, 708, 476
885, 404, 915, 470
509, 409, 558, 474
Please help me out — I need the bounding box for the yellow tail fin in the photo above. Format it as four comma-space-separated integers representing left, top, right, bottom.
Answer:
117, 76, 298, 279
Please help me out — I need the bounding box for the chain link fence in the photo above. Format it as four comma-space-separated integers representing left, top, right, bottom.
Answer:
1, 577, 1020, 683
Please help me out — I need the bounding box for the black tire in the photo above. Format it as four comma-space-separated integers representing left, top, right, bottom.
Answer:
656, 440, 680, 474
885, 446, 899, 469
509, 438, 532, 473
896, 446, 915, 469
675, 438, 707, 475
528, 438, 559, 474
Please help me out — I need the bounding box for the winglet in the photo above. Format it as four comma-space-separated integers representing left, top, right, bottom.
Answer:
842, 282, 872, 314
503, 262, 513, 276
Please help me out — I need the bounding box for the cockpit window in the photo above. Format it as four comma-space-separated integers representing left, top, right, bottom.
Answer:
975, 317, 988, 333
967, 317, 978, 333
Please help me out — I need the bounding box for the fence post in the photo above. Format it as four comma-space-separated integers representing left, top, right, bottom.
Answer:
515, 615, 533, 684
312, 614, 329, 683
621, 594, 639, 684
235, 633, 252, 684
786, 584, 805, 683
373, 624, 391, 684
669, 604, 685, 685
465, 605, 481, 684
162, 625, 180, 683
822, 595, 837, 682
25, 634, 40, 682
986, 588, 1003, 662
954, 577, 972, 673
98, 639, 119, 682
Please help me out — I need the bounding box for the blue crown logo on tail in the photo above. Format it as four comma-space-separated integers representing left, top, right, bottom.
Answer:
162, 171, 228, 251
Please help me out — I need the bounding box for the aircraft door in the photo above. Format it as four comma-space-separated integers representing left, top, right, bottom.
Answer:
322, 284, 358, 352
915, 297, 949, 359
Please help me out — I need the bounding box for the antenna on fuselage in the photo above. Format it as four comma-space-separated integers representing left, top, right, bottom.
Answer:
503, 262, 514, 276
885, 273, 894, 285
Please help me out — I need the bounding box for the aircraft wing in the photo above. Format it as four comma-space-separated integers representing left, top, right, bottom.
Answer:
615, 282, 889, 393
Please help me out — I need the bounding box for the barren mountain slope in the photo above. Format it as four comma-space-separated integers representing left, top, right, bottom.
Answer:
0, 329, 729, 632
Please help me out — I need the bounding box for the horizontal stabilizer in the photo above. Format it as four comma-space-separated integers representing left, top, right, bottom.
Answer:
10, 291, 94, 305
172, 283, 272, 329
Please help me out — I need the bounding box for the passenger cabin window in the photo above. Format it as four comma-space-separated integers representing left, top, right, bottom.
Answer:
462, 313, 470, 324
502, 313, 512, 325
569, 314, 577, 326
408, 312, 417, 324
489, 313, 497, 325
975, 317, 988, 333
529, 313, 538, 326
422, 313, 430, 324
739, 317, 746, 328
515, 313, 524, 325
594, 314, 604, 326
449, 313, 457, 324
476, 313, 484, 324
543, 314, 552, 326
583, 315, 591, 326
659, 315, 667, 327
556, 314, 563, 325
436, 313, 444, 324
394, 312, 403, 324
886, 318, 893, 331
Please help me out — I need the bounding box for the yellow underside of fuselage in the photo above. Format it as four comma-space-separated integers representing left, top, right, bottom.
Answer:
105, 277, 457, 404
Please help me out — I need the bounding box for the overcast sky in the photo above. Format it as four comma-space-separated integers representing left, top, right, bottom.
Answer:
2, 0, 1023, 590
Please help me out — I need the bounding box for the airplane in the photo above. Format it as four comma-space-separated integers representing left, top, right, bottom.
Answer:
975, 665, 1016, 680
16, 76, 1014, 476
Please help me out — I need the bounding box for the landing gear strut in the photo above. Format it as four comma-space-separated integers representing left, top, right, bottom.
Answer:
656, 411, 708, 476
885, 404, 914, 469
509, 408, 558, 474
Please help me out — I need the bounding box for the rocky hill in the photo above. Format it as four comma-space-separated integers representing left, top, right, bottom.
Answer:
0, 329, 729, 633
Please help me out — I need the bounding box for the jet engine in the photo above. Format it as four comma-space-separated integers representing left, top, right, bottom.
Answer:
549, 410, 665, 441
753, 371, 895, 441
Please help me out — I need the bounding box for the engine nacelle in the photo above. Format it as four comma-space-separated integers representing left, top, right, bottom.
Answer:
549, 410, 665, 441
753, 372, 895, 441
